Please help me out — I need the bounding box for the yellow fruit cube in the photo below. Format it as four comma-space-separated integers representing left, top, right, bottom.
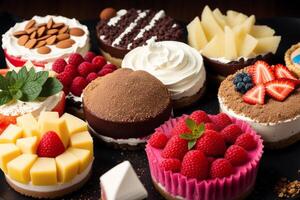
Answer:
0, 124, 23, 143
16, 137, 38, 154
61, 113, 88, 135
70, 131, 93, 154
16, 113, 38, 130
30, 158, 57, 185
7, 154, 37, 183
67, 148, 92, 173
38, 111, 59, 130
55, 151, 79, 183
0, 144, 21, 173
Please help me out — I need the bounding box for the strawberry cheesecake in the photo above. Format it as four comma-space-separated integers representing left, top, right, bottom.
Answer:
146, 110, 263, 200
218, 60, 300, 148
2, 15, 90, 70
0, 111, 93, 198
285, 42, 300, 78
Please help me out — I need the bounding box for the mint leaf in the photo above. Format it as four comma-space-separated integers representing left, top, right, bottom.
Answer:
21, 81, 42, 101
0, 91, 12, 106
35, 71, 49, 85
180, 133, 196, 140
6, 71, 17, 86
188, 140, 197, 150
194, 123, 205, 138
185, 118, 196, 131
0, 75, 7, 90
17, 67, 28, 83
26, 67, 36, 82
12, 90, 22, 100
39, 77, 63, 97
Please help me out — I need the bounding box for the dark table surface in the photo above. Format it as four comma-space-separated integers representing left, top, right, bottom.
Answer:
0, 13, 300, 200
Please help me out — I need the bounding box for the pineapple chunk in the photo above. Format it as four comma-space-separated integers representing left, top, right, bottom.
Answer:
16, 136, 38, 154
224, 26, 237, 59
61, 113, 88, 135
201, 5, 223, 40
17, 113, 40, 139
254, 36, 281, 54
201, 34, 225, 58
0, 124, 23, 143
226, 10, 248, 27
239, 34, 258, 57
250, 25, 275, 38
187, 17, 208, 50
212, 8, 227, 28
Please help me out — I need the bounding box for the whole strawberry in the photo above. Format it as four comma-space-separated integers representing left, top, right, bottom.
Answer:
52, 58, 67, 73
220, 124, 242, 144
161, 135, 188, 160
84, 51, 96, 62
235, 133, 257, 151
189, 110, 211, 124
210, 158, 233, 178
148, 131, 168, 149
70, 76, 88, 96
181, 150, 209, 179
211, 113, 232, 130
68, 53, 84, 66
224, 145, 248, 166
37, 131, 65, 157
159, 159, 181, 172
171, 118, 191, 135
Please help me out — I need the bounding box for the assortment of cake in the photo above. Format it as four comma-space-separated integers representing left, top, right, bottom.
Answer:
2, 15, 90, 69
146, 110, 263, 200
187, 5, 281, 78
83, 68, 172, 149
96, 8, 184, 66
218, 60, 300, 148
122, 41, 206, 108
285, 42, 300, 77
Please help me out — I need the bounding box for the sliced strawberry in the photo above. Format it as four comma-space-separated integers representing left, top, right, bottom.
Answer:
252, 61, 275, 84
242, 84, 265, 105
247, 65, 255, 76
274, 64, 297, 80
265, 79, 295, 101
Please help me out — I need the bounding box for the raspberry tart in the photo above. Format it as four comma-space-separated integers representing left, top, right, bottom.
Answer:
96, 8, 184, 66
285, 42, 300, 78
2, 15, 90, 69
146, 110, 263, 200
218, 60, 300, 148
0, 111, 93, 198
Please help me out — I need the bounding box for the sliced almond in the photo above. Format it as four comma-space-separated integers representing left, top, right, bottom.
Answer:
37, 35, 51, 41
17, 35, 29, 46
58, 25, 69, 34
25, 19, 36, 30
52, 23, 64, 29
37, 46, 51, 54
13, 30, 27, 38
24, 39, 37, 49
46, 35, 56, 45
35, 40, 46, 48
37, 26, 46, 37
26, 27, 37, 34
57, 33, 70, 41
30, 31, 37, 39
47, 18, 54, 29
56, 39, 75, 49
70, 27, 85, 36
47, 29, 58, 35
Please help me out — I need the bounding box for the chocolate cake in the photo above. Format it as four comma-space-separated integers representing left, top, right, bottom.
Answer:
96, 8, 184, 66
83, 68, 172, 144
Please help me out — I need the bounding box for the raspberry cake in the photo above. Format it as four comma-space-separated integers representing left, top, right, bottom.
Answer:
83, 68, 172, 149
96, 8, 184, 66
2, 15, 90, 69
146, 110, 263, 200
122, 41, 206, 109
285, 42, 300, 78
0, 112, 93, 198
218, 60, 300, 148
187, 5, 281, 80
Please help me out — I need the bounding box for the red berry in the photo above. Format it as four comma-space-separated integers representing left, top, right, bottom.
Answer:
235, 133, 257, 151
242, 84, 266, 105
265, 79, 295, 101
207, 157, 216, 166
224, 145, 248, 166
64, 64, 78, 79
57, 72, 73, 87
68, 53, 84, 66
252, 60, 275, 85
205, 123, 219, 131
161, 135, 188, 160
98, 68, 114, 76
92, 56, 106, 71
195, 130, 226, 157
52, 58, 67, 73
171, 119, 191, 135
78, 61, 95, 77
210, 158, 233, 178
86, 72, 98, 83
70, 76, 88, 96
103, 63, 117, 71
220, 124, 242, 144
37, 131, 65, 158
274, 64, 297, 80
159, 159, 181, 172
84, 51, 96, 62
181, 150, 209, 179
148, 131, 168, 149
189, 110, 210, 124
211, 113, 232, 130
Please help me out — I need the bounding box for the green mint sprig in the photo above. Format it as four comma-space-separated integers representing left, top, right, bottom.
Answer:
0, 67, 63, 106
179, 118, 205, 150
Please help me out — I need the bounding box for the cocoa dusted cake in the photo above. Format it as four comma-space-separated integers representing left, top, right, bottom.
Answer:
96, 8, 184, 66
83, 68, 172, 150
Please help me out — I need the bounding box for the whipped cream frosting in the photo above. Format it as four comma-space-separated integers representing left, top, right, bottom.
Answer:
2, 15, 90, 70
122, 41, 206, 100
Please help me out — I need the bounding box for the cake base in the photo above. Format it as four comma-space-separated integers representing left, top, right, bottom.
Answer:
100, 49, 122, 67
172, 85, 206, 109
264, 130, 300, 149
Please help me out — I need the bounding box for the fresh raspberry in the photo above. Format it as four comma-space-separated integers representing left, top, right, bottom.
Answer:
148, 131, 168, 149
70, 76, 88, 96
181, 150, 209, 179
205, 123, 219, 131
220, 124, 242, 144
86, 72, 98, 83
62, 86, 70, 95
210, 158, 233, 178
171, 118, 191, 135
78, 61, 96, 77
159, 159, 181, 172
57, 72, 73, 87
52, 58, 67, 73
161, 135, 188, 160
235, 133, 257, 151
189, 110, 211, 124
103, 63, 117, 71
195, 130, 226, 157
224, 145, 248, 166
98, 67, 114, 76
84, 51, 96, 62
64, 64, 78, 78
207, 157, 216, 166
37, 131, 65, 157
68, 53, 84, 66
92, 56, 106, 71
211, 113, 232, 130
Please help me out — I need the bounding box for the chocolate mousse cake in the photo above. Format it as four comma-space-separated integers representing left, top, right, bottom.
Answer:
83, 68, 172, 149
96, 8, 184, 66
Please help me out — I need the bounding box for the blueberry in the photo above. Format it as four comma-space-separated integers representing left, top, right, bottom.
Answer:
233, 76, 242, 84
236, 82, 245, 90
243, 76, 252, 83
245, 83, 253, 90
